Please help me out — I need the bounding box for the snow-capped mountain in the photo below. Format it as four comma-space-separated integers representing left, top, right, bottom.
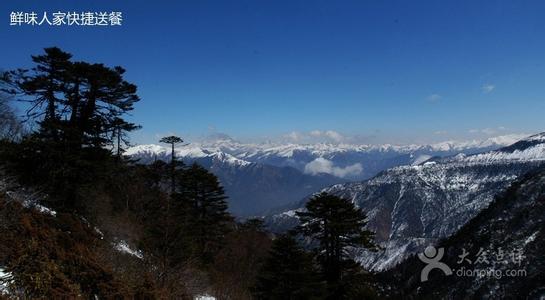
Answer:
125, 134, 525, 216
265, 133, 545, 271
125, 144, 341, 216
126, 134, 526, 180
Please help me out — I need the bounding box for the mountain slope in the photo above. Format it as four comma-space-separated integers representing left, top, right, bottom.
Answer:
194, 155, 342, 215
380, 166, 545, 299
267, 133, 545, 270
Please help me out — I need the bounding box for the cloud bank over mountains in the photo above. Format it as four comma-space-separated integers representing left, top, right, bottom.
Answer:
283, 130, 347, 144
303, 157, 363, 178
207, 129, 530, 147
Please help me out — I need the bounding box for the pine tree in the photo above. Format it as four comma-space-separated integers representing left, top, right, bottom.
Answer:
63, 61, 140, 150
10, 47, 71, 141
296, 192, 376, 298
178, 163, 233, 263
253, 234, 325, 300
1, 47, 140, 150
159, 135, 184, 194
141, 190, 192, 278
0, 48, 141, 209
112, 117, 140, 159
139, 162, 193, 286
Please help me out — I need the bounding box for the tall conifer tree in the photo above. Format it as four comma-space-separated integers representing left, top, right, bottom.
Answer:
253, 234, 325, 300
296, 192, 376, 298
179, 163, 233, 263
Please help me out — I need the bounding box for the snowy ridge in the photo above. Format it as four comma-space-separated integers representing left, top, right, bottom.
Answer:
390, 132, 545, 171
125, 144, 251, 167
463, 143, 545, 163
126, 133, 528, 180
451, 133, 545, 163
198, 133, 527, 158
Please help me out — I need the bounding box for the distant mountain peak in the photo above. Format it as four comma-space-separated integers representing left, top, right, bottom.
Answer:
203, 132, 239, 144
468, 132, 545, 160
209, 151, 251, 167
523, 131, 545, 141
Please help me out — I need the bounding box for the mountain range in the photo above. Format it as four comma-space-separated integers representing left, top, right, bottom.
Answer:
125, 134, 526, 215
265, 132, 545, 271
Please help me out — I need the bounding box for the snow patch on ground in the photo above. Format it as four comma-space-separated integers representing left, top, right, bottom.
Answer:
195, 295, 216, 300
1, 182, 56, 217
524, 230, 539, 246
27, 202, 57, 217
0, 267, 13, 295
113, 240, 143, 259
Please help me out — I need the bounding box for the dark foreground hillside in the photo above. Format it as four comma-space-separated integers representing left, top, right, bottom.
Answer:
0, 191, 148, 298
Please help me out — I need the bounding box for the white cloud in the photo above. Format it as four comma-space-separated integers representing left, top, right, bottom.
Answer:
284, 131, 302, 142
482, 84, 495, 93
427, 94, 442, 102
434, 130, 448, 135
304, 157, 362, 178
324, 130, 344, 142
481, 128, 497, 135
309, 130, 322, 137
469, 126, 507, 135
284, 130, 345, 143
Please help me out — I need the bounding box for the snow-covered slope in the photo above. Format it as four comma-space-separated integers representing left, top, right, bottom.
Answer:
382, 166, 545, 299
266, 133, 545, 270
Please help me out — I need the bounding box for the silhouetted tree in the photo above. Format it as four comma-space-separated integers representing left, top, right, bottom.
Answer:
1, 47, 140, 150
0, 48, 141, 210
179, 163, 233, 263
2, 48, 71, 141
160, 135, 184, 194
296, 192, 376, 298
112, 117, 140, 159
253, 234, 325, 299
63, 61, 140, 149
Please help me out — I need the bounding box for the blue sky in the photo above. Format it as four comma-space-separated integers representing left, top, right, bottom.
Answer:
1, 0, 545, 144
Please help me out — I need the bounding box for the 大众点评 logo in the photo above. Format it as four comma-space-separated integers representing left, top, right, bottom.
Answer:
418, 245, 452, 282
